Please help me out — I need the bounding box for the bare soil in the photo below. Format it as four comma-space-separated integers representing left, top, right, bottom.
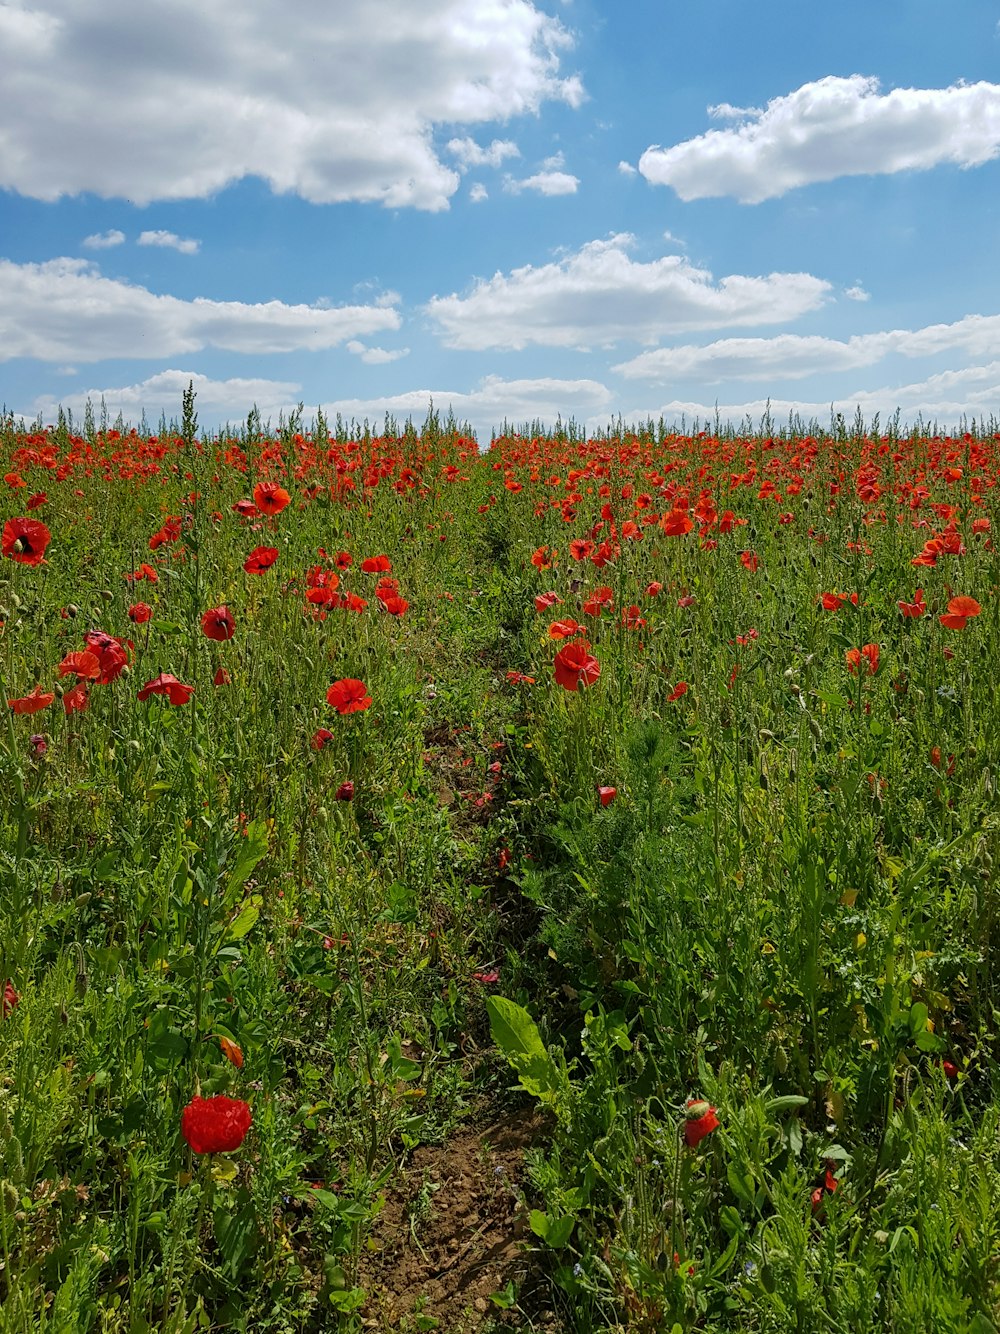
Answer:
360, 1110, 557, 1332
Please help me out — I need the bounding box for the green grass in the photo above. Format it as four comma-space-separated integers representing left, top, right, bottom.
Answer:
0, 408, 998, 1332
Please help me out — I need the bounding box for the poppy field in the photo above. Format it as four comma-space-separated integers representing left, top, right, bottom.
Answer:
1, 394, 999, 1332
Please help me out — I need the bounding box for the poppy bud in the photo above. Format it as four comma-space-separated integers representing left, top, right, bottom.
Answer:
100, 589, 114, 603
66, 603, 79, 618
683, 1100, 719, 1148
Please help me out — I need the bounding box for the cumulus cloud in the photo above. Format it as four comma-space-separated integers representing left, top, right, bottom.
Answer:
446, 136, 520, 169
0, 257, 401, 362
640, 75, 1000, 202
844, 284, 870, 302
26, 370, 303, 422
138, 229, 200, 255
427, 233, 830, 350
504, 169, 580, 195
614, 361, 1000, 431
315, 374, 612, 436
345, 340, 410, 364
0, 0, 582, 211
612, 312, 1000, 383
617, 160, 637, 175
22, 372, 613, 443
82, 229, 125, 250
469, 182, 489, 202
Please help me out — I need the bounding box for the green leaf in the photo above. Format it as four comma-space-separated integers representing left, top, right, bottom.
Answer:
485, 996, 561, 1103
224, 894, 262, 943
224, 823, 268, 901
213, 1198, 258, 1277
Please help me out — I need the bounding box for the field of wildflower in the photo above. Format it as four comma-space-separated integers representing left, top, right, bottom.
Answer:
1, 391, 998, 1333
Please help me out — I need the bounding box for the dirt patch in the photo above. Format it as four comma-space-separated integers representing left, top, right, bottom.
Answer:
360, 1110, 556, 1332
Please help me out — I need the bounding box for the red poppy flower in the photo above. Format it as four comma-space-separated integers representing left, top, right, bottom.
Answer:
645, 581, 663, 598
252, 481, 291, 515
531, 546, 555, 570
569, 538, 594, 561
232, 498, 259, 518
27, 492, 47, 510
821, 592, 845, 611
63, 682, 89, 715
243, 546, 278, 574
219, 1037, 244, 1069
845, 644, 880, 675
201, 606, 236, 641
505, 670, 536, 685
83, 631, 130, 684
739, 550, 759, 572
341, 593, 367, 613
683, 1100, 719, 1148
939, 595, 981, 630
661, 510, 693, 537
8, 685, 55, 715
380, 595, 409, 616
810, 1167, 839, 1216
2, 980, 18, 1019
898, 589, 926, 618
553, 642, 601, 692
361, 554, 392, 573
548, 618, 586, 640
57, 650, 101, 680
128, 602, 153, 624
2, 516, 51, 566
326, 679, 372, 714
311, 728, 334, 750
137, 672, 195, 705
335, 780, 355, 801
667, 681, 689, 703
597, 786, 617, 807
472, 970, 500, 984
180, 1094, 252, 1154
127, 562, 160, 583
334, 550, 353, 569
534, 591, 562, 612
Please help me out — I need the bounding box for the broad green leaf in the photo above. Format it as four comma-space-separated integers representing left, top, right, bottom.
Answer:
224, 894, 262, 942
485, 996, 561, 1102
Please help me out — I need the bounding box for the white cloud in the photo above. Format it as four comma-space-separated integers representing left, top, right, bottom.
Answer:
82, 229, 125, 250
617, 160, 637, 175
0, 1, 582, 211
612, 312, 1000, 383
27, 370, 303, 421
640, 75, 1000, 202
707, 101, 761, 121
0, 257, 401, 362
844, 284, 870, 302
22, 372, 613, 443
446, 136, 520, 169
345, 340, 410, 364
614, 361, 1000, 430
138, 229, 200, 255
427, 233, 830, 350
504, 169, 580, 195
469, 182, 489, 202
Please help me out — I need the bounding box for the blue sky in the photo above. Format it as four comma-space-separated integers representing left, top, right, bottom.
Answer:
3, 0, 1000, 440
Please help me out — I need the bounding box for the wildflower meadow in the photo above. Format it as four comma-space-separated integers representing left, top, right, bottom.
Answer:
1, 390, 998, 1332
